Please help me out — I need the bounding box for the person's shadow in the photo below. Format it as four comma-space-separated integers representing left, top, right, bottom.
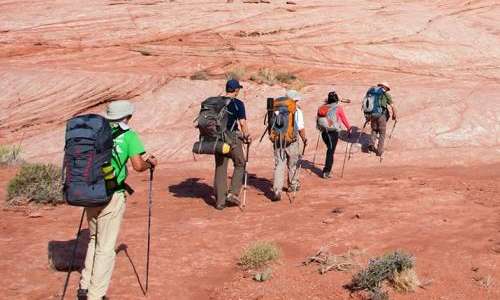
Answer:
168, 177, 215, 207
247, 172, 274, 200
300, 159, 323, 177
48, 229, 90, 272
338, 127, 371, 153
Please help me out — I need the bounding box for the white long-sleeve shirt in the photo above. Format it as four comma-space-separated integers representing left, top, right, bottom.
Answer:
294, 108, 305, 131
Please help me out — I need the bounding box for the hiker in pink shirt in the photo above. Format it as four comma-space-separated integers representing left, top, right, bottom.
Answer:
316, 91, 351, 178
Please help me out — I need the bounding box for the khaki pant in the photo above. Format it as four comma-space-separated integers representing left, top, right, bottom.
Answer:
369, 115, 387, 155
273, 140, 300, 193
80, 192, 126, 300
214, 135, 245, 206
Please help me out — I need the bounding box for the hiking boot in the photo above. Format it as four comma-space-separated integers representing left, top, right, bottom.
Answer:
271, 191, 281, 202
215, 203, 226, 210
225, 193, 241, 206
322, 172, 331, 179
77, 289, 88, 300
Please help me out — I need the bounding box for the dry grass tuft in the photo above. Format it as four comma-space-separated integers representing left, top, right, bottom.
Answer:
249, 68, 277, 85
190, 70, 209, 80
390, 268, 420, 292
0, 145, 22, 165
239, 241, 280, 270
225, 66, 247, 81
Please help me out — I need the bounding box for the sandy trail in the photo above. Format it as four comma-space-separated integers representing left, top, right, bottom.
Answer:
1, 162, 499, 300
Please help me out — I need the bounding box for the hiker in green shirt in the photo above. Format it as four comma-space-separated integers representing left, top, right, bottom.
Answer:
368, 82, 398, 156
78, 100, 157, 300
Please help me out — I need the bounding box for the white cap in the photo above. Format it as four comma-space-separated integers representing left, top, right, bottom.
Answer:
286, 90, 303, 101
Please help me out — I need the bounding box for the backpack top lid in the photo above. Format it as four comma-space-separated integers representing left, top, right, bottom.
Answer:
65, 114, 113, 151
272, 97, 297, 113
367, 86, 384, 96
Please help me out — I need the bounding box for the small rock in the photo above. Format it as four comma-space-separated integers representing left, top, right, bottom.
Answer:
331, 207, 344, 214
471, 267, 479, 272
286, 1, 297, 4
353, 214, 361, 219
28, 211, 42, 218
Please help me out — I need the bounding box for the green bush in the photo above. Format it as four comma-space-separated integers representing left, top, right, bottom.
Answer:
7, 163, 63, 205
346, 250, 417, 299
0, 145, 22, 165
239, 241, 280, 269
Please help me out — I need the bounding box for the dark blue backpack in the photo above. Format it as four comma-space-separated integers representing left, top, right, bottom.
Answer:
63, 114, 114, 207
362, 86, 385, 117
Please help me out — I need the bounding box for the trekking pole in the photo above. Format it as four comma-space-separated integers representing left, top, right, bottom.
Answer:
311, 132, 320, 168
292, 141, 307, 201
348, 119, 369, 161
145, 167, 154, 294
60, 209, 85, 300
242, 142, 250, 209
385, 119, 398, 148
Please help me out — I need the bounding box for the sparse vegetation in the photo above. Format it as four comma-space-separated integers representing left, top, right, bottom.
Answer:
190, 70, 209, 81
249, 68, 277, 85
239, 241, 280, 270
304, 247, 360, 274
225, 66, 247, 81
346, 250, 418, 300
275, 71, 297, 84
7, 163, 63, 205
249, 68, 305, 89
0, 145, 22, 165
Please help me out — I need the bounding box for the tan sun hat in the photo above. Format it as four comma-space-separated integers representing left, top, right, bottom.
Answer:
377, 82, 391, 91
104, 100, 134, 120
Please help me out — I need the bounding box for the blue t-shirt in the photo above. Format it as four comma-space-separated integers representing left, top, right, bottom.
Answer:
226, 98, 246, 131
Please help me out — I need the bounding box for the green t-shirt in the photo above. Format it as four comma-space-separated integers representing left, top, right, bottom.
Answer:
111, 123, 145, 185
380, 92, 393, 108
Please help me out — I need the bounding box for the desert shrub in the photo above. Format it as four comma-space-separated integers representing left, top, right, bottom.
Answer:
239, 241, 280, 269
346, 250, 418, 299
225, 66, 247, 81
0, 145, 22, 165
275, 71, 297, 84
7, 163, 63, 205
190, 70, 209, 80
249, 68, 277, 85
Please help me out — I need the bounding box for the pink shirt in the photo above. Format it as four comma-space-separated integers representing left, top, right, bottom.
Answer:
336, 106, 351, 130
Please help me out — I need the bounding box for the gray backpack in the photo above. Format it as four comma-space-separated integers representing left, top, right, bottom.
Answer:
63, 114, 115, 207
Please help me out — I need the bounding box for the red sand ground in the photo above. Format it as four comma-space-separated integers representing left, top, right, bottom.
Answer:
1, 162, 499, 300
0, 0, 499, 299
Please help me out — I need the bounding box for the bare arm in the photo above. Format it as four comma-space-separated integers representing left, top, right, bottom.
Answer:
130, 154, 157, 172
389, 103, 398, 121
298, 129, 307, 144
238, 118, 252, 143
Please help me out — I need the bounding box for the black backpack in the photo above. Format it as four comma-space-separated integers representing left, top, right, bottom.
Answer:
63, 114, 115, 207
193, 97, 232, 155
196, 96, 231, 139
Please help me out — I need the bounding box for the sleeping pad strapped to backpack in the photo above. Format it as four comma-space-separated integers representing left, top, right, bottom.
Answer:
193, 96, 232, 155
268, 97, 297, 148
63, 114, 116, 207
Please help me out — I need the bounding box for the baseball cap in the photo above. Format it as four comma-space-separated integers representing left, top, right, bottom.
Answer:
226, 79, 243, 92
